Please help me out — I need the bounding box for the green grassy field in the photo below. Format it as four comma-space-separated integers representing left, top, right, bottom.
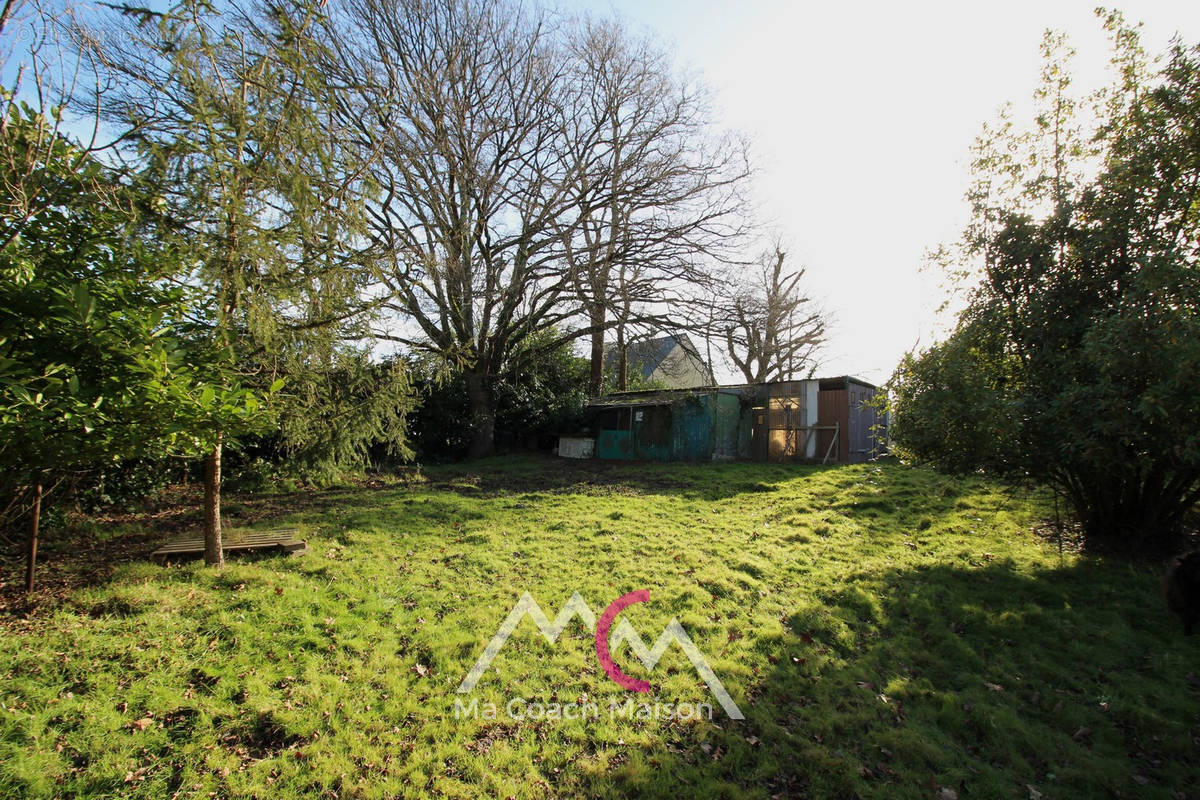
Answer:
1, 457, 1197, 799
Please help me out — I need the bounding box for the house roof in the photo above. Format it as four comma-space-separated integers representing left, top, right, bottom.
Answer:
603, 333, 709, 381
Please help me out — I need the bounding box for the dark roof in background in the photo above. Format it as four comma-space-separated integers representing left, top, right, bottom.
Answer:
603, 333, 705, 380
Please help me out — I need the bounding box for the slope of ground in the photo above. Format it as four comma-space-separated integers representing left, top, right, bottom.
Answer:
1, 457, 1196, 798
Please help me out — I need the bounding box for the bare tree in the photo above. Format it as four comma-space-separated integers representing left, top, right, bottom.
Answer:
558, 18, 750, 395
320, 0, 749, 453
718, 246, 826, 383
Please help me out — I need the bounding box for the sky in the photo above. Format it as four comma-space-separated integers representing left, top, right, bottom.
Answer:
562, 0, 1200, 384
7, 0, 1198, 386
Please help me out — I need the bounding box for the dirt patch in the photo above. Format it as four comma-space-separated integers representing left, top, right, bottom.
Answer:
0, 475, 417, 624
0, 524, 174, 627
221, 711, 305, 760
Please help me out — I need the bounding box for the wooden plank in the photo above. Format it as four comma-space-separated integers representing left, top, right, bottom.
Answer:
151, 530, 306, 563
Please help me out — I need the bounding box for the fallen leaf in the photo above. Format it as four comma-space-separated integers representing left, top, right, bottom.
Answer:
132, 717, 154, 731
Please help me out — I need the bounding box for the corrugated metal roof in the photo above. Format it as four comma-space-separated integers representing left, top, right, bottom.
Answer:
816, 375, 879, 391
587, 385, 744, 408
587, 375, 879, 407
588, 389, 711, 408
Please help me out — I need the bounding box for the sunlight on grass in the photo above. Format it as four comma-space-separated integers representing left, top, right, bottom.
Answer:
1, 458, 1196, 799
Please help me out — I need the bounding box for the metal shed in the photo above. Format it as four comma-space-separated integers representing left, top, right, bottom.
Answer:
814, 376, 887, 464
582, 377, 885, 465
589, 389, 749, 462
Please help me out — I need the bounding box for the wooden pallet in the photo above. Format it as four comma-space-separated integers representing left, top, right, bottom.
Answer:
151, 529, 307, 564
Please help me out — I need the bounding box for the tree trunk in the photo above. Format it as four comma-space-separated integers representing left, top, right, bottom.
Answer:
588, 306, 606, 397
616, 325, 628, 392
464, 371, 496, 459
1071, 471, 1194, 557
24, 483, 41, 594
204, 438, 224, 567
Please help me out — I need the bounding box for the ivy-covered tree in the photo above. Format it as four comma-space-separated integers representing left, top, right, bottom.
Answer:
407, 331, 588, 461
319, 0, 748, 456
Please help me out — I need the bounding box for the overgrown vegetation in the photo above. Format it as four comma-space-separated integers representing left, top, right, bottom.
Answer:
2, 458, 1197, 799
892, 14, 1200, 554
406, 332, 589, 461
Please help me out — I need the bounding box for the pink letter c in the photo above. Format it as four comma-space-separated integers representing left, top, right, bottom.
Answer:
595, 589, 651, 692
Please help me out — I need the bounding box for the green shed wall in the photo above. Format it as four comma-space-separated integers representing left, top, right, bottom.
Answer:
669, 397, 711, 460
594, 391, 758, 462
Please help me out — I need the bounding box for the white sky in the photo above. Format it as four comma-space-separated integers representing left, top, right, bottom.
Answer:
8, 0, 1197, 386
563, 0, 1200, 384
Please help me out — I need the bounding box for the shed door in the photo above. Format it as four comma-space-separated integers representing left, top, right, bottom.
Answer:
750, 406, 768, 462
817, 389, 849, 463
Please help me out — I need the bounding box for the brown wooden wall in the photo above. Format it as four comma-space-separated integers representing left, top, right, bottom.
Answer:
816, 389, 849, 463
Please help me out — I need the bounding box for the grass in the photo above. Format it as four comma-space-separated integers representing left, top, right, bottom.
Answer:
1, 456, 1197, 799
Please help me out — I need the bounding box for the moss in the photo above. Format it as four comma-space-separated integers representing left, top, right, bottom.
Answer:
0, 457, 1193, 799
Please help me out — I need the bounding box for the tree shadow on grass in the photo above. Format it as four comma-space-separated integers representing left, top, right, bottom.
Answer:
573, 560, 1199, 799
420, 452, 852, 502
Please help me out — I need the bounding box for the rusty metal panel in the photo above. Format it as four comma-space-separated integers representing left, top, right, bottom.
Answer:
817, 389, 849, 463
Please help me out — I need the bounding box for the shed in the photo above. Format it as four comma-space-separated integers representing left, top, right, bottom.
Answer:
815, 376, 887, 464
584, 376, 885, 465
589, 388, 749, 462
